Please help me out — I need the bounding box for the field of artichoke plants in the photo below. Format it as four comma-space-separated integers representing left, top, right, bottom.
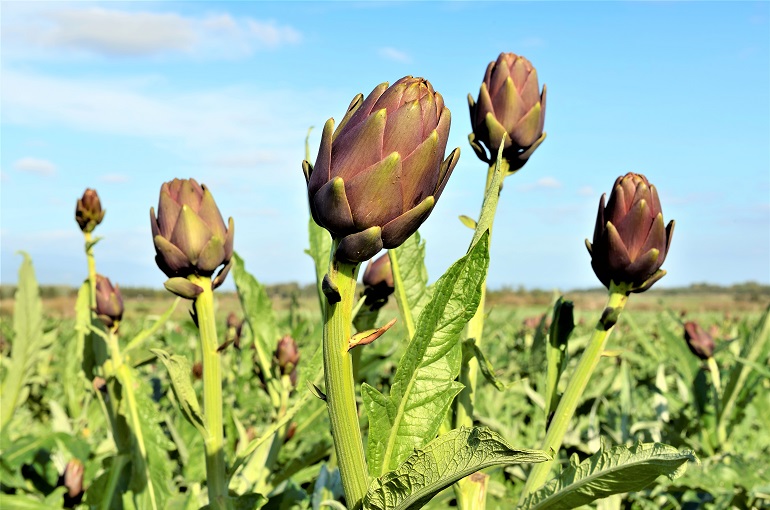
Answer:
2, 53, 769, 510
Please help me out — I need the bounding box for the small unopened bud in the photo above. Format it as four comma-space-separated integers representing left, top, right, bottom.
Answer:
362, 253, 395, 310
274, 335, 300, 386
192, 361, 203, 380
684, 321, 715, 360
94, 274, 124, 328
226, 312, 244, 349
60, 459, 85, 505
75, 188, 105, 233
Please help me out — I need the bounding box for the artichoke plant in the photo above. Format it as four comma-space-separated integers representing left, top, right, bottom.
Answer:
274, 335, 300, 386
75, 188, 105, 233
150, 178, 234, 297
304, 76, 459, 263
94, 274, 124, 328
362, 253, 395, 310
586, 173, 674, 293
469, 52, 547, 170
684, 321, 715, 360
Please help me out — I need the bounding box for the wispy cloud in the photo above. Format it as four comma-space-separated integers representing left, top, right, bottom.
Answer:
2, 6, 302, 59
577, 185, 594, 197
13, 157, 57, 176
518, 177, 562, 192
378, 47, 411, 63
100, 173, 129, 183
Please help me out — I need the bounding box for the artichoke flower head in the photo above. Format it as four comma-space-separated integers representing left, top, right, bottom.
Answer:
75, 188, 105, 233
150, 178, 234, 297
586, 173, 674, 293
469, 52, 547, 170
94, 274, 124, 328
305, 76, 459, 263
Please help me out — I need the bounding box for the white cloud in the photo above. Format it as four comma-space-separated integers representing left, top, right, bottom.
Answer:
577, 185, 594, 197
13, 157, 57, 176
100, 173, 129, 183
2, 6, 301, 59
518, 177, 562, 191
379, 47, 411, 63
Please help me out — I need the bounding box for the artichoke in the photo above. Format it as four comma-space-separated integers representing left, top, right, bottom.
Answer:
469, 52, 546, 170
274, 335, 300, 386
94, 274, 123, 328
586, 173, 674, 293
684, 321, 715, 360
150, 178, 234, 296
362, 253, 395, 310
75, 188, 105, 233
304, 76, 459, 263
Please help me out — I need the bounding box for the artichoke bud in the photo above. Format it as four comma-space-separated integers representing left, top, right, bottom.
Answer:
60, 459, 85, 505
75, 188, 105, 233
150, 178, 234, 287
586, 173, 674, 294
362, 253, 395, 310
94, 274, 124, 328
684, 321, 715, 360
226, 312, 244, 349
469, 52, 547, 170
307, 76, 459, 263
274, 335, 300, 386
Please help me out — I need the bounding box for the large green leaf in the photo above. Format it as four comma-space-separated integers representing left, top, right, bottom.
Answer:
363, 235, 490, 477
518, 442, 697, 510
363, 426, 549, 510
151, 349, 206, 436
232, 252, 279, 381
0, 253, 48, 429
389, 231, 432, 338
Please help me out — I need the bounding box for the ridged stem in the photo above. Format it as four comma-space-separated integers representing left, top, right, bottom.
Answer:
189, 275, 229, 510
519, 288, 628, 501
323, 251, 368, 509
454, 159, 506, 510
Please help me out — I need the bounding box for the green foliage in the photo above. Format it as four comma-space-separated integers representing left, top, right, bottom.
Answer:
0, 253, 49, 429
151, 349, 206, 435
364, 427, 549, 510
363, 234, 490, 477
518, 442, 696, 510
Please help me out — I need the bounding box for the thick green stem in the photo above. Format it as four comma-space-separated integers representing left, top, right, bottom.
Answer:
84, 232, 97, 309
519, 289, 628, 501
323, 253, 368, 510
190, 275, 229, 510
454, 159, 507, 509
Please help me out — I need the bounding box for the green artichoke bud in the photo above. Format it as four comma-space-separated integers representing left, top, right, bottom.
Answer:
305, 76, 459, 263
468, 52, 547, 170
684, 321, 715, 360
75, 188, 105, 233
274, 335, 300, 386
586, 173, 674, 293
150, 178, 234, 292
94, 274, 124, 328
362, 253, 395, 310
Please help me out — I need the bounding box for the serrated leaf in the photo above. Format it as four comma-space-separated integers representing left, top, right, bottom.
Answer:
115, 366, 174, 510
518, 442, 698, 510
1, 253, 47, 429
363, 235, 490, 477
151, 349, 206, 436
389, 232, 432, 338
363, 427, 549, 510
232, 252, 279, 381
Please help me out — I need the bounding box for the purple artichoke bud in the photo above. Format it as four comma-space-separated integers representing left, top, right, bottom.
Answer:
150, 178, 234, 288
586, 173, 674, 293
469, 53, 547, 169
305, 76, 459, 263
94, 274, 124, 328
75, 188, 105, 233
362, 253, 395, 310
61, 459, 85, 505
684, 321, 715, 360
226, 312, 244, 349
274, 335, 300, 385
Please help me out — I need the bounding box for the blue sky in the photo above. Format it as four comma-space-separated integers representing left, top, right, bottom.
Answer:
2, 1, 769, 291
